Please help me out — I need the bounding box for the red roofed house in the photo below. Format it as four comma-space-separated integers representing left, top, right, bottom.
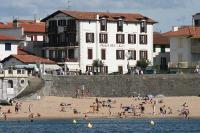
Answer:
153, 32, 170, 70
1, 52, 61, 75
164, 13, 200, 69
0, 34, 22, 61
0, 19, 45, 57
41, 10, 157, 74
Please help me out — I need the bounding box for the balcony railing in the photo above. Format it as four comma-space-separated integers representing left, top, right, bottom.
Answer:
50, 58, 79, 63
168, 62, 200, 68
191, 46, 200, 54
43, 42, 79, 47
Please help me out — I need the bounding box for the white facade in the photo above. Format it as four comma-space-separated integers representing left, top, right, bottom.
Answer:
43, 11, 155, 74
0, 41, 18, 61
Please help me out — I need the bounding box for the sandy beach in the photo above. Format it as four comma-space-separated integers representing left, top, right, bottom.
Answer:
0, 96, 200, 120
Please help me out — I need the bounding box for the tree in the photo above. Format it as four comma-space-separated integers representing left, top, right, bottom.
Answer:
92, 59, 104, 75
136, 59, 150, 69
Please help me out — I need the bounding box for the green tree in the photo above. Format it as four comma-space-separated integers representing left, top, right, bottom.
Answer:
136, 59, 150, 69
92, 59, 104, 75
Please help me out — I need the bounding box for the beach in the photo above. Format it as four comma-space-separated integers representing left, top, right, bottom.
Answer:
0, 96, 200, 120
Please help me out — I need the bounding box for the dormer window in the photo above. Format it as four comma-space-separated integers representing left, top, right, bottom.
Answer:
100, 18, 107, 31
117, 19, 123, 32
140, 20, 147, 33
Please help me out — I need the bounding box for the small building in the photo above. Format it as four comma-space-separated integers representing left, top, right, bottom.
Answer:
0, 19, 45, 56
1, 54, 60, 75
0, 34, 22, 61
164, 12, 200, 69
153, 32, 170, 70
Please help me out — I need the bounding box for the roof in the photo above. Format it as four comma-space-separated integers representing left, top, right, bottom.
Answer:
164, 26, 200, 38
1, 54, 56, 64
0, 34, 20, 41
0, 20, 45, 33
17, 48, 32, 55
42, 10, 157, 24
153, 32, 169, 45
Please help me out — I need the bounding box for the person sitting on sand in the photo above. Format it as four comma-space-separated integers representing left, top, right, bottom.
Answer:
168, 107, 173, 114
37, 113, 41, 117
28, 113, 34, 119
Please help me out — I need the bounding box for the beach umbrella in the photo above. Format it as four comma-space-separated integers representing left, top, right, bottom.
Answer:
147, 94, 154, 99
155, 94, 165, 98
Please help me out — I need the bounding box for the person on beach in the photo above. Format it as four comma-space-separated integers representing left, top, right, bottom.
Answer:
29, 104, 32, 113
152, 101, 156, 115
3, 113, 7, 120
15, 103, 19, 113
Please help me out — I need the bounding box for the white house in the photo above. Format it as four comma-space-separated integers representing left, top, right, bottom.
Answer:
0, 20, 45, 56
0, 34, 21, 61
153, 32, 170, 70
42, 10, 157, 74
165, 13, 200, 69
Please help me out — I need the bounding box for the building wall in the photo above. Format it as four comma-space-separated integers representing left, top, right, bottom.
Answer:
170, 37, 191, 64
44, 13, 154, 74
79, 21, 153, 73
0, 42, 18, 61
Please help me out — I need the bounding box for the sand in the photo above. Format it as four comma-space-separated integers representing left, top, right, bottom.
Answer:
0, 96, 200, 120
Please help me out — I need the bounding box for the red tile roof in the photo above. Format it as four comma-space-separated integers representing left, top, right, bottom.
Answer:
164, 26, 200, 38
42, 10, 157, 23
0, 20, 45, 33
0, 34, 20, 41
153, 32, 169, 45
17, 48, 31, 55
2, 54, 56, 64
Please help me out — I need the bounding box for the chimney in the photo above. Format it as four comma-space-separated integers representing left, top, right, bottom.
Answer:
96, 14, 99, 20
13, 19, 19, 28
172, 26, 179, 31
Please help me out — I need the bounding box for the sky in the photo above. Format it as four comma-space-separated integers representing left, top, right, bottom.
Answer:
0, 0, 200, 32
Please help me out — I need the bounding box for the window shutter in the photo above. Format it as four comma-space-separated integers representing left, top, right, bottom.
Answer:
134, 50, 136, 60
134, 34, 136, 44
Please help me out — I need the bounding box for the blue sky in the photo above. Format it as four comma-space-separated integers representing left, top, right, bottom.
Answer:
0, 0, 199, 32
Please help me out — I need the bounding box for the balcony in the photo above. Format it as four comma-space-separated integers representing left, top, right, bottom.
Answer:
50, 58, 79, 63
46, 27, 58, 34
64, 26, 76, 33
191, 46, 200, 54
43, 42, 79, 48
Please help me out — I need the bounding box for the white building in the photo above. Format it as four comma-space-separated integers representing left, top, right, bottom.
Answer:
153, 32, 170, 70
165, 13, 200, 69
0, 20, 45, 56
0, 34, 21, 61
42, 10, 157, 74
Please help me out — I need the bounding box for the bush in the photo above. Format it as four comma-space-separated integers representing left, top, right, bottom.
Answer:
136, 59, 150, 69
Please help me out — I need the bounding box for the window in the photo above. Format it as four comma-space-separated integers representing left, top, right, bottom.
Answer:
116, 34, 124, 44
68, 49, 74, 58
153, 46, 156, 52
140, 20, 147, 33
100, 19, 107, 31
140, 35, 147, 44
128, 34, 136, 44
128, 50, 136, 60
161, 46, 166, 53
58, 20, 66, 26
99, 33, 108, 43
140, 50, 148, 60
34, 35, 37, 41
116, 50, 125, 60
86, 66, 93, 72
5, 43, 11, 51
100, 66, 108, 74
117, 19, 123, 32
86, 33, 94, 43
49, 20, 57, 28
101, 49, 106, 60
88, 49, 93, 59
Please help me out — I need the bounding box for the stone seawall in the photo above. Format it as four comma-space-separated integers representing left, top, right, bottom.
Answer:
41, 74, 200, 97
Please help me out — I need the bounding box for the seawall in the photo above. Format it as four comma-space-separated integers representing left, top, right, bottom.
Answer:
41, 74, 200, 97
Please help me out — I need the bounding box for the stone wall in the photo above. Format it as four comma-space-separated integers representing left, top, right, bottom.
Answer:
41, 74, 200, 97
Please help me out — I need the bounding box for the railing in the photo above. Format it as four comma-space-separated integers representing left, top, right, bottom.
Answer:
168, 62, 200, 68
0, 69, 28, 78
50, 58, 79, 63
42, 42, 79, 47
191, 46, 200, 54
